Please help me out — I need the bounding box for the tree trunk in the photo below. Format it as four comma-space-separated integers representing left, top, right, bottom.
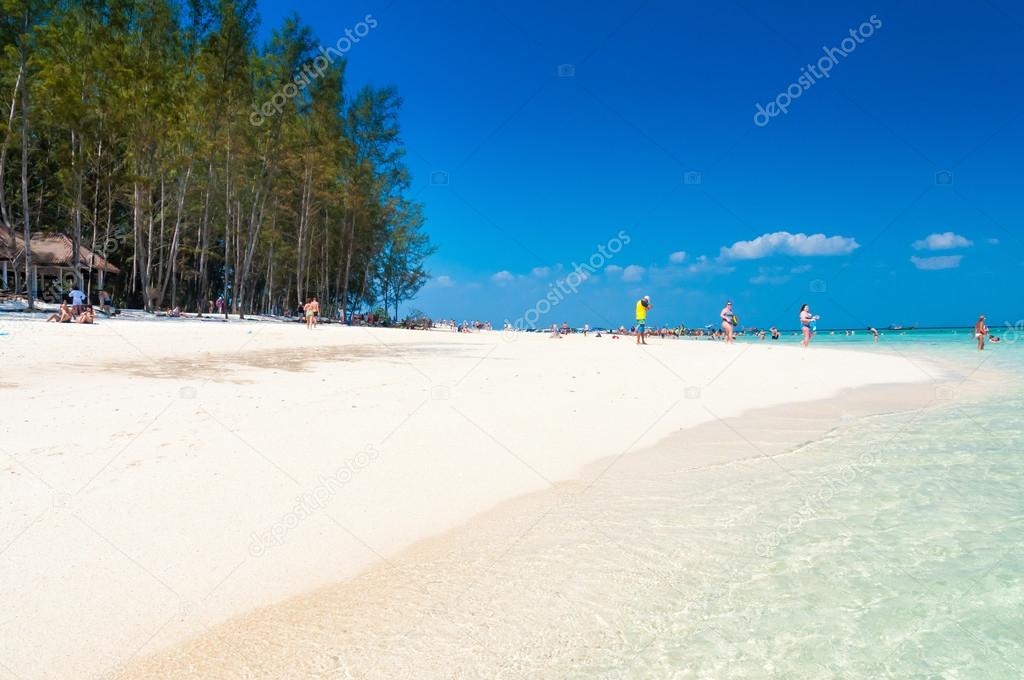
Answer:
133, 177, 152, 311
158, 164, 191, 304
19, 40, 33, 310
71, 130, 83, 288
339, 213, 355, 324
0, 66, 23, 232
197, 159, 213, 309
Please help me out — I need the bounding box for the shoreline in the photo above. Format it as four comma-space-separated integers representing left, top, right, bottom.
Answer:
109, 375, 975, 679
0, 320, 967, 678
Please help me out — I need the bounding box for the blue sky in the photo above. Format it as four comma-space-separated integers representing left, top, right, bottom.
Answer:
257, 1, 1023, 329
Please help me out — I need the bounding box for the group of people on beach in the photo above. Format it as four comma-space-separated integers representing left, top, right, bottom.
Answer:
633, 296, 823, 348
46, 300, 95, 324
44, 286, 112, 324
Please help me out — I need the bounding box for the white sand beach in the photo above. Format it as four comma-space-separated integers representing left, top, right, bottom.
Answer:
0, 318, 945, 679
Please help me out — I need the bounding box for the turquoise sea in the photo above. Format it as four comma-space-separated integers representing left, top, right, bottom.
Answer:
583, 330, 1024, 678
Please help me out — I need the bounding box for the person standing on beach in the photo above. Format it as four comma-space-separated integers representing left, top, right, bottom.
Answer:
800, 304, 820, 348
869, 327, 879, 343
97, 289, 112, 315
304, 297, 318, 329
720, 301, 736, 344
69, 286, 86, 316
635, 296, 651, 345
974, 315, 988, 351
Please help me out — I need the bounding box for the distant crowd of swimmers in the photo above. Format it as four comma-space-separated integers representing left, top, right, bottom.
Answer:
434, 319, 493, 332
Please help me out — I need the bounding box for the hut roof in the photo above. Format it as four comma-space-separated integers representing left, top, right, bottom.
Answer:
0, 229, 120, 274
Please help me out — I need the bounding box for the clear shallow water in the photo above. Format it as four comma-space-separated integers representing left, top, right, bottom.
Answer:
575, 338, 1024, 679
445, 338, 1023, 679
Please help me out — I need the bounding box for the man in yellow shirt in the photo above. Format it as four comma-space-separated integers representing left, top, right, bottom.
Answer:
635, 295, 651, 345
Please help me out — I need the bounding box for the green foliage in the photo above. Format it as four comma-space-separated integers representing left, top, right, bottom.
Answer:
0, 0, 432, 317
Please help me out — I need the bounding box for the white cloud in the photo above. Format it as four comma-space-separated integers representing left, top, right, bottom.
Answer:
750, 273, 790, 285
605, 264, 623, 276
719, 231, 859, 260
684, 255, 734, 276
491, 270, 515, 284
750, 265, 790, 285
531, 266, 551, 278
621, 264, 646, 282
790, 264, 813, 274
911, 255, 963, 270
669, 251, 687, 263
912, 231, 973, 251
429, 274, 455, 288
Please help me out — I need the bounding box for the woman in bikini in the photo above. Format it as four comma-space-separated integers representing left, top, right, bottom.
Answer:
799, 304, 820, 348
974, 315, 988, 351
720, 301, 735, 344
46, 302, 74, 323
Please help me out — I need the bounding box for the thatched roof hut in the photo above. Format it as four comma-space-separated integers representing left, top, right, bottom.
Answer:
0, 229, 120, 274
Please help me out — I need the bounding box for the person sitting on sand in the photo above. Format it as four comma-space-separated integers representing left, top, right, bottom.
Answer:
975, 315, 988, 351
46, 302, 74, 323
75, 305, 95, 324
